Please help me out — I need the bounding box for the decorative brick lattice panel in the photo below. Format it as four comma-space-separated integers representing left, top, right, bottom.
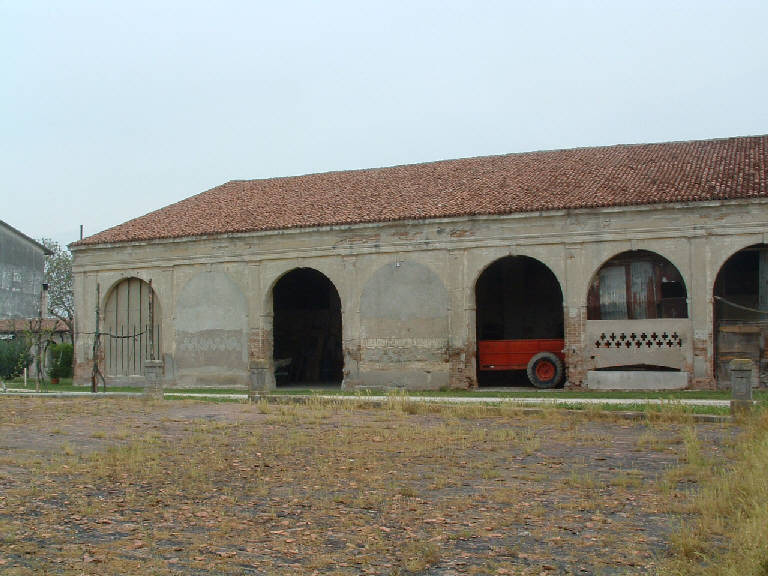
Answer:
594, 331, 683, 350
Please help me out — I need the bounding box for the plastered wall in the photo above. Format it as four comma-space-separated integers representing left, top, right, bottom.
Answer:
0, 225, 47, 320
71, 199, 768, 389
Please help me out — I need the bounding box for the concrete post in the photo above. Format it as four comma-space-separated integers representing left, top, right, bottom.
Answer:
248, 361, 271, 402
143, 359, 164, 399
729, 358, 753, 414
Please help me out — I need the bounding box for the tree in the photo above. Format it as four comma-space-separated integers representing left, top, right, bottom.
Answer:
0, 336, 31, 380
40, 238, 74, 344
22, 317, 56, 391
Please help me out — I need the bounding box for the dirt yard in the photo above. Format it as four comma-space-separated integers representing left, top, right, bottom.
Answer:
0, 397, 736, 575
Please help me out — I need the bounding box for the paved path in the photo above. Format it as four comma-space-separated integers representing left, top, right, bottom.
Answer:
1, 388, 735, 407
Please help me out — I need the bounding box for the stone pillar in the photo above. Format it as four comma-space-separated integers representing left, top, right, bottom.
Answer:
143, 360, 164, 399
729, 358, 753, 414
341, 342, 361, 390
248, 327, 275, 390
564, 244, 587, 387
341, 255, 361, 389
689, 236, 714, 388
447, 250, 472, 389
248, 360, 271, 401
564, 306, 587, 387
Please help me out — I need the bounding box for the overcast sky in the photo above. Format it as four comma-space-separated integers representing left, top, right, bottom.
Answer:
2, 1, 767, 248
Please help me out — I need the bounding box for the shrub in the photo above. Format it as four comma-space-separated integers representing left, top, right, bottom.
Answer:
0, 337, 31, 380
48, 342, 74, 379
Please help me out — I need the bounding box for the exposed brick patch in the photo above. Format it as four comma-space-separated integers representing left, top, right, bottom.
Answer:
448, 346, 474, 389
344, 344, 362, 363
565, 308, 588, 387
248, 329, 271, 366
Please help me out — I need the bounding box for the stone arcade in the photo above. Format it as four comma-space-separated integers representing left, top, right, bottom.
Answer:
71, 135, 768, 390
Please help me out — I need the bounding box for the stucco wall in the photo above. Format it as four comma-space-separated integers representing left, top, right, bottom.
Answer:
0, 225, 46, 319
359, 260, 450, 388
71, 198, 768, 389
174, 270, 249, 387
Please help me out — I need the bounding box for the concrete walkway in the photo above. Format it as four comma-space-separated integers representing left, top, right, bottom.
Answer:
1, 388, 735, 407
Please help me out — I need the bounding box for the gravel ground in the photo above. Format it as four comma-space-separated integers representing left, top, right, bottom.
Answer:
0, 397, 736, 575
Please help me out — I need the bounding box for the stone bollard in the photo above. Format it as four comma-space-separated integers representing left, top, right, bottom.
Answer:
248, 361, 271, 403
729, 358, 753, 415
143, 359, 165, 400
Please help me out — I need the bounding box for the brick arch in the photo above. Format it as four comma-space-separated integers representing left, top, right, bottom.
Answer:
468, 249, 566, 302
262, 262, 346, 317
710, 238, 768, 294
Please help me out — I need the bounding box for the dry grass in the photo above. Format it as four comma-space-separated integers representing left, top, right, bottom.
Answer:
0, 396, 751, 575
658, 411, 768, 576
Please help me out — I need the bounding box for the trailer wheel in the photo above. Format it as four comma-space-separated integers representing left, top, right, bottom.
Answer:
526, 352, 564, 388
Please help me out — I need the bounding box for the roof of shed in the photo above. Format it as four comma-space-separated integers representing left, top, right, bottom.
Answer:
75, 134, 768, 247
1, 221, 53, 254
0, 318, 68, 333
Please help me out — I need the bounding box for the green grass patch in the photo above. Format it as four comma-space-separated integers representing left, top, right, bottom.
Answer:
7, 377, 768, 409
5, 378, 143, 393
270, 386, 768, 402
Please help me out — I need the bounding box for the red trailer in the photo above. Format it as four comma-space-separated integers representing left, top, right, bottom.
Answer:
478, 339, 565, 388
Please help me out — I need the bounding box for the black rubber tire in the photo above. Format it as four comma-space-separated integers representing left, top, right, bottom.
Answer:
526, 352, 564, 389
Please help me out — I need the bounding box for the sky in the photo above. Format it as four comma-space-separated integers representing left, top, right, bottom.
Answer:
2, 1, 768, 249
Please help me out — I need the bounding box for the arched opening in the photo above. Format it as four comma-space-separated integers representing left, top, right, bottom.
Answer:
272, 268, 343, 386
103, 277, 160, 378
583, 251, 689, 385
587, 250, 687, 320
713, 244, 768, 388
475, 256, 564, 388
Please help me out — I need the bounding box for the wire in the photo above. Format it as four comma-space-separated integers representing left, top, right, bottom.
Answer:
714, 295, 768, 315
80, 330, 148, 339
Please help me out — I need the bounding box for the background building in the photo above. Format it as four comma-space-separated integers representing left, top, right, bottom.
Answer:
0, 221, 50, 320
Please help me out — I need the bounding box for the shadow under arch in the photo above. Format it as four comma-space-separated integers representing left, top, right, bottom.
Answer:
586, 250, 688, 320
271, 267, 343, 386
102, 276, 161, 377
713, 243, 768, 387
475, 255, 564, 387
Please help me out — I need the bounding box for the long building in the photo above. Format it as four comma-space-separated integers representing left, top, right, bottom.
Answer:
71, 134, 768, 390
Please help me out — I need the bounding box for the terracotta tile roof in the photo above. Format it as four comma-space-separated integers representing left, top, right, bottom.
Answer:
0, 318, 69, 333
75, 135, 768, 246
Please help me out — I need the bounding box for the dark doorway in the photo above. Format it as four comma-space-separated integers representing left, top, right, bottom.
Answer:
713, 245, 768, 388
273, 268, 343, 386
475, 257, 564, 387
